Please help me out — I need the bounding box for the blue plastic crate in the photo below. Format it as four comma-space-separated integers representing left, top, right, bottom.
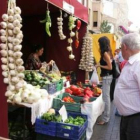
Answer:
41, 82, 57, 94
56, 112, 88, 140
35, 118, 57, 136
36, 129, 86, 140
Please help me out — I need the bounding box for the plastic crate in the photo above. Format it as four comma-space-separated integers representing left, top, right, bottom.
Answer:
52, 93, 97, 112
55, 79, 63, 91
35, 118, 57, 136
56, 112, 88, 140
36, 129, 86, 140
35, 112, 87, 140
41, 82, 57, 94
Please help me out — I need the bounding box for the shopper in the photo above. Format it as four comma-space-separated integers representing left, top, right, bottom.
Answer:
114, 33, 140, 140
25, 44, 54, 70
96, 36, 113, 125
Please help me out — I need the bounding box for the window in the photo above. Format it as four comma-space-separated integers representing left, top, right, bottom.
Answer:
88, 8, 91, 24
93, 11, 98, 27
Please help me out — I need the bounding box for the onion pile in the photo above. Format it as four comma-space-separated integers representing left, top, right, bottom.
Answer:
0, 0, 48, 104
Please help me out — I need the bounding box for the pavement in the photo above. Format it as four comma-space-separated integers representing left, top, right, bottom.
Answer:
91, 102, 121, 140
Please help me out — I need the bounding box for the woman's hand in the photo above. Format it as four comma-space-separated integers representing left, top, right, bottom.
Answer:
48, 60, 55, 66
95, 63, 100, 69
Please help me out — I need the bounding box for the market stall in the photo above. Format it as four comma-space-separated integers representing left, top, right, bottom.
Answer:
0, 0, 104, 139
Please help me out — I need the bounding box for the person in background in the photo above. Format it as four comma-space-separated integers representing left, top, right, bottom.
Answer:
25, 44, 54, 70
114, 33, 140, 140
96, 36, 113, 125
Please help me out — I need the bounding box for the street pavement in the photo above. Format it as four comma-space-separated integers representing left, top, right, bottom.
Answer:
91, 102, 121, 140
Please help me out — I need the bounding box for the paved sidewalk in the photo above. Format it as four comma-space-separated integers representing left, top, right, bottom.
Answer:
91, 103, 121, 140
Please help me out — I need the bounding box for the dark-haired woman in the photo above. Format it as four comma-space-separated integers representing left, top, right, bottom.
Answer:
96, 36, 113, 125
25, 45, 54, 70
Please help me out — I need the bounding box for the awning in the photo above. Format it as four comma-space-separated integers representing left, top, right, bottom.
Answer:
46, 0, 88, 23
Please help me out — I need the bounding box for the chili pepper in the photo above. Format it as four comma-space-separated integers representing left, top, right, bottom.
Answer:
76, 19, 81, 30
75, 39, 79, 48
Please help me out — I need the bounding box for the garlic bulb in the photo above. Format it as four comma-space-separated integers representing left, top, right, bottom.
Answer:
0, 22, 7, 29
2, 14, 9, 21
13, 38, 20, 45
8, 50, 14, 57
15, 82, 24, 90
70, 31, 75, 37
9, 70, 16, 76
2, 71, 8, 77
17, 66, 25, 72
14, 51, 23, 58
8, 9, 14, 16
69, 54, 75, 59
8, 16, 14, 22
7, 36, 13, 43
0, 43, 7, 50
14, 7, 21, 14
5, 90, 13, 97
1, 57, 8, 64
18, 73, 24, 79
68, 38, 73, 43
0, 50, 7, 57
8, 43, 13, 49
14, 14, 21, 21
67, 46, 72, 52
7, 23, 14, 29
0, 29, 6, 36
13, 20, 20, 27
0, 36, 7, 42
8, 29, 13, 36
9, 57, 14, 63
11, 77, 19, 83
9, 63, 15, 70
13, 27, 20, 34
4, 78, 9, 84
13, 94, 22, 104
16, 58, 23, 65
14, 45, 22, 51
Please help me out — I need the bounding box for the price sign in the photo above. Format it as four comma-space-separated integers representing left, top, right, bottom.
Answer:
63, 1, 74, 14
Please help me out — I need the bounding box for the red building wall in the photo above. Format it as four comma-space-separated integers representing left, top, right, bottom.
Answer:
0, 0, 9, 138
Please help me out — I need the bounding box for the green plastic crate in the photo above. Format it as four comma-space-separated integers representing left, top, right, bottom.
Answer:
56, 79, 63, 91
52, 93, 97, 112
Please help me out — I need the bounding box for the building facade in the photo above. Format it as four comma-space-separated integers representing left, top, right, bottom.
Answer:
78, 0, 129, 34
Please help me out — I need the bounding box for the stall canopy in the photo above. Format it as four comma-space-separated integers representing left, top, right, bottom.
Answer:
46, 0, 88, 23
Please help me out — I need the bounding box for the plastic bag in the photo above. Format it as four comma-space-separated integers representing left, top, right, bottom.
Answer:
81, 94, 105, 140
112, 59, 120, 78
49, 63, 61, 77
90, 69, 99, 85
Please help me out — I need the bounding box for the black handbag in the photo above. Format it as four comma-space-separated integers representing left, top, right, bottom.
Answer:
112, 59, 120, 78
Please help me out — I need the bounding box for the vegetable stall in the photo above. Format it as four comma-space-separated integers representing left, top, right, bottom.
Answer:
0, 0, 104, 139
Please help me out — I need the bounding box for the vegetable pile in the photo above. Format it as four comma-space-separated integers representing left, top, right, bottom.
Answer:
65, 84, 102, 99
41, 108, 62, 122
62, 96, 75, 103
41, 108, 86, 127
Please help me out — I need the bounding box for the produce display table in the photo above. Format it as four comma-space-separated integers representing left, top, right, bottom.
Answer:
8, 88, 104, 140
